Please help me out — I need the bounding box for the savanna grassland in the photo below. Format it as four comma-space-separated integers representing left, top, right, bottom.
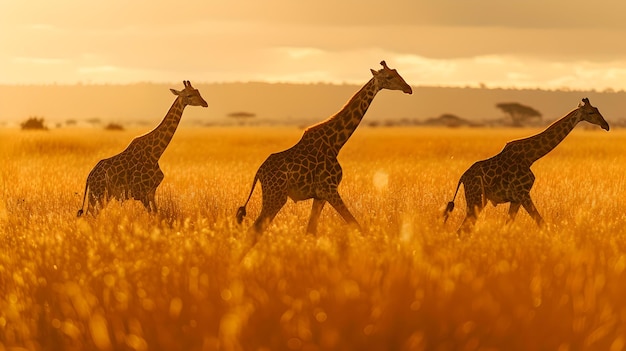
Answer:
1, 126, 625, 351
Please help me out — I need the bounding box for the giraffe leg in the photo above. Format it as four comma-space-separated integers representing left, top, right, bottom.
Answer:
306, 198, 326, 234
458, 211, 478, 235
147, 190, 158, 212
326, 191, 361, 231
457, 188, 483, 236
507, 202, 521, 223
150, 200, 158, 212
88, 188, 105, 216
246, 192, 287, 248
87, 197, 100, 216
252, 191, 288, 234
521, 196, 544, 227
139, 198, 150, 211
149, 168, 163, 212
138, 192, 157, 212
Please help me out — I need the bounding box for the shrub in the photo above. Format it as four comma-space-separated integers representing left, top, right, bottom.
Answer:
104, 123, 125, 131
20, 116, 48, 131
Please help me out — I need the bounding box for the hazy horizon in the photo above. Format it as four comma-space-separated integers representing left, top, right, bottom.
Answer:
2, 82, 624, 128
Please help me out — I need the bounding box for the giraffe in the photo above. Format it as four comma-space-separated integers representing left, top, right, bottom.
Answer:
235, 61, 412, 241
443, 97, 609, 233
77, 80, 208, 216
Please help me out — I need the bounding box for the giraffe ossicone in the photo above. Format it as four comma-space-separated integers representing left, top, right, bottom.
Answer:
443, 97, 609, 234
236, 61, 412, 242
77, 80, 208, 217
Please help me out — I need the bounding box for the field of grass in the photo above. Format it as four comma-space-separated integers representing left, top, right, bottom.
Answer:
1, 126, 625, 351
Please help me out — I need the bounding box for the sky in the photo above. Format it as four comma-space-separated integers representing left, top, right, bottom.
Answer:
1, 0, 626, 90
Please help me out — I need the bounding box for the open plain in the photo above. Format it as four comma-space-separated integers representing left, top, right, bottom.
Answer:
1, 126, 625, 350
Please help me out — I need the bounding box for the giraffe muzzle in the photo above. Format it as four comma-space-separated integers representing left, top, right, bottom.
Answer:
600, 121, 610, 131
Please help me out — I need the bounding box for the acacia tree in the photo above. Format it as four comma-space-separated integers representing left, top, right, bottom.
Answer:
496, 102, 542, 126
228, 111, 256, 125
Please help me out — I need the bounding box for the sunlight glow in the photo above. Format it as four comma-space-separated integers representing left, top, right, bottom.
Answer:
278, 46, 325, 59
78, 65, 119, 74
13, 57, 67, 65
373, 170, 389, 191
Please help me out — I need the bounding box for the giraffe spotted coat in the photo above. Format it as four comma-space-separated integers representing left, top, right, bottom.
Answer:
444, 98, 609, 233
236, 61, 413, 239
77, 80, 208, 216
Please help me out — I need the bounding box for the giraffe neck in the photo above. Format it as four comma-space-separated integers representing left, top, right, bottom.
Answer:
143, 96, 186, 161
311, 78, 380, 154
518, 108, 581, 164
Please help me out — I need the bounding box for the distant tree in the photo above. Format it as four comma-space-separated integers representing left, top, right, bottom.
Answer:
496, 102, 542, 127
66, 119, 77, 126
227, 111, 256, 119
423, 113, 479, 128
20, 116, 48, 130
86, 117, 102, 126
228, 111, 256, 125
104, 122, 125, 131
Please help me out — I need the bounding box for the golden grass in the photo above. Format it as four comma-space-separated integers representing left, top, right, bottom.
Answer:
1, 126, 625, 351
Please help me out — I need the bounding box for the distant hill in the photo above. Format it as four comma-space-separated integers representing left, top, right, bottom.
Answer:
0, 82, 624, 128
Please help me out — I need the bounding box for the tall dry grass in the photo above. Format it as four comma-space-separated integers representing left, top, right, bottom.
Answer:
0, 126, 625, 351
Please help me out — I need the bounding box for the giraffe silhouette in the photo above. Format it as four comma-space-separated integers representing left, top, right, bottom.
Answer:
77, 80, 208, 216
443, 98, 609, 233
236, 61, 412, 240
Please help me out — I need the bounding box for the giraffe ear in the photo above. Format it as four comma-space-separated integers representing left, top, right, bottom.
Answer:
170, 89, 181, 96
370, 69, 378, 76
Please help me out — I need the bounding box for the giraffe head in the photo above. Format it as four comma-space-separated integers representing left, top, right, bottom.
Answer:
578, 97, 609, 131
370, 61, 413, 94
170, 80, 208, 107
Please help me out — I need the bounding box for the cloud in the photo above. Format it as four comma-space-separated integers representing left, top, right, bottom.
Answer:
27, 23, 60, 31
277, 47, 325, 60
77, 65, 118, 74
394, 53, 626, 90
13, 57, 68, 65
2, 0, 626, 89
7, 43, 626, 92
176, 0, 626, 30
395, 55, 458, 80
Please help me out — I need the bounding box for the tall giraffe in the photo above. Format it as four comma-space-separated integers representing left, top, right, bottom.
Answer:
443, 98, 609, 233
236, 61, 412, 239
77, 80, 208, 216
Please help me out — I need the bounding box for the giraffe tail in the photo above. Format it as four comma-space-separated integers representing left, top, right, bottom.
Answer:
77, 180, 89, 217
443, 177, 463, 223
236, 173, 259, 224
